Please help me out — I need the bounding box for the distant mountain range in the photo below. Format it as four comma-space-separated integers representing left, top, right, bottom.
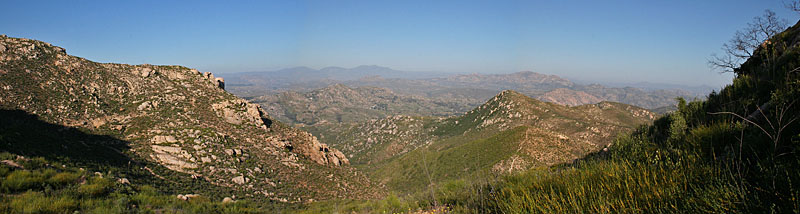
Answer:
221, 65, 448, 95
222, 67, 707, 110
580, 81, 718, 96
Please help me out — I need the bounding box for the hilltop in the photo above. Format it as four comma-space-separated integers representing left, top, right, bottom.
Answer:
0, 35, 382, 203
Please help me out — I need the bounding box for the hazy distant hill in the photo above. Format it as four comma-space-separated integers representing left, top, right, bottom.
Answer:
227, 69, 704, 110
251, 84, 474, 125
220, 65, 448, 97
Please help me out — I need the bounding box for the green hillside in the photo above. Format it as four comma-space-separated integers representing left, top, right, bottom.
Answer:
313, 90, 656, 195
296, 13, 800, 214
411, 19, 800, 213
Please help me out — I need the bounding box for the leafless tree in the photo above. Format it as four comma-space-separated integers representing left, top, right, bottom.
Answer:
709, 10, 788, 73
785, 0, 800, 14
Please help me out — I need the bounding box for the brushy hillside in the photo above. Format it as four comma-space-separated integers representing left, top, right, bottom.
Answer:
293, 17, 800, 214
0, 35, 383, 204
402, 20, 800, 213
0, 150, 292, 213
313, 90, 656, 194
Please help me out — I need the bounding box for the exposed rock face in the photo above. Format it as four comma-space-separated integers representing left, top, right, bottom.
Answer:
215, 77, 225, 90
1, 160, 22, 169
203, 72, 225, 89
211, 100, 269, 128
117, 178, 130, 184
150, 145, 198, 173
232, 175, 249, 184
284, 131, 349, 166
0, 35, 381, 201
152, 135, 178, 144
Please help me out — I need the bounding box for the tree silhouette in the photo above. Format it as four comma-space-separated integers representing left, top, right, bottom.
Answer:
709, 10, 788, 74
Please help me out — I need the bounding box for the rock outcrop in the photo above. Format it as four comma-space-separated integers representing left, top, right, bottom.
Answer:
289, 132, 349, 166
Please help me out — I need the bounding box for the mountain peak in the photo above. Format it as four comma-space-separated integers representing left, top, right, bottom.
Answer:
325, 83, 352, 91
513, 70, 539, 75
320, 66, 346, 71
494, 90, 530, 102
353, 65, 390, 70
461, 90, 539, 122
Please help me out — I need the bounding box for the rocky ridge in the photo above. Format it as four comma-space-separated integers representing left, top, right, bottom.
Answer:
0, 35, 379, 201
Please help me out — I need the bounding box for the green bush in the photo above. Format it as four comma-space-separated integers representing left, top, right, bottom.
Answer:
20, 157, 48, 169
2, 170, 46, 192
9, 191, 79, 213
47, 171, 80, 187
78, 177, 112, 197
0, 165, 11, 178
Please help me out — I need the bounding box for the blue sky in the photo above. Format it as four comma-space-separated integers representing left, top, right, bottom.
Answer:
1, 0, 798, 87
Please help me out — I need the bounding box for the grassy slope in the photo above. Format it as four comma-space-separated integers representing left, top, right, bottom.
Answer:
370, 126, 529, 192
434, 20, 800, 213
320, 90, 655, 198
0, 151, 281, 213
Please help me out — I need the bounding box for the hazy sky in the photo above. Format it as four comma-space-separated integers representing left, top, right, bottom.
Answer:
1, 0, 798, 87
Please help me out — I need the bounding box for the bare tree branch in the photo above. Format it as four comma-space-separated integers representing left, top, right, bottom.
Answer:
785, 0, 800, 14
709, 10, 788, 73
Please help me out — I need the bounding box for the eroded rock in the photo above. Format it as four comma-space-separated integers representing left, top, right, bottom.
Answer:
150, 145, 197, 172
232, 175, 249, 184
152, 135, 178, 144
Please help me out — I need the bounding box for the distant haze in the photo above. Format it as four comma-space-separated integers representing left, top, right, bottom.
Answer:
2, 1, 798, 87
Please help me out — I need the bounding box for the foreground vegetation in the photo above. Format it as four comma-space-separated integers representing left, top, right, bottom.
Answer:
0, 152, 284, 213
300, 16, 800, 213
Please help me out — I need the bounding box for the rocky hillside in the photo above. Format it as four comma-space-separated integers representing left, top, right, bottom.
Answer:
313, 90, 656, 191
251, 84, 473, 125
0, 35, 381, 202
